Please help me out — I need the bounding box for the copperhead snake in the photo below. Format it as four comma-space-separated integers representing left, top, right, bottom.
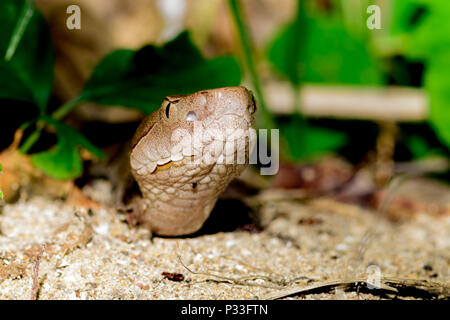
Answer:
129, 87, 256, 236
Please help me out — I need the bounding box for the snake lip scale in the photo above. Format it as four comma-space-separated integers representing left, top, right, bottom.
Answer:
130, 86, 256, 236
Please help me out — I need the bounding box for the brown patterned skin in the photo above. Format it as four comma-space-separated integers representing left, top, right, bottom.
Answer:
130, 87, 256, 236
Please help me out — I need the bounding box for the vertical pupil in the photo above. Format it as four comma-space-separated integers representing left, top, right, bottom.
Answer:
165, 103, 171, 118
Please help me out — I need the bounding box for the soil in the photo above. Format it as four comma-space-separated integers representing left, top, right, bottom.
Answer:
0, 178, 448, 300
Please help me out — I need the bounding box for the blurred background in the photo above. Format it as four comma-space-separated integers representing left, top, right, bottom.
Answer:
0, 0, 449, 208
1, 1, 450, 301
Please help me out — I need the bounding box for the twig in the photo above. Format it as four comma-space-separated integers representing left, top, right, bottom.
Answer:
265, 82, 428, 121
228, 0, 275, 129
30, 243, 47, 300
263, 278, 396, 300
262, 277, 450, 300
176, 253, 285, 289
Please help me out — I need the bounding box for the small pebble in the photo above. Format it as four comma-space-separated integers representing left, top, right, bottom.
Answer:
423, 265, 433, 271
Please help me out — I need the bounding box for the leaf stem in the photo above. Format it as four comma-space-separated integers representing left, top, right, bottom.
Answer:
228, 0, 275, 129
5, 0, 36, 61
19, 126, 41, 154
291, 0, 306, 117
51, 96, 84, 120
20, 96, 84, 154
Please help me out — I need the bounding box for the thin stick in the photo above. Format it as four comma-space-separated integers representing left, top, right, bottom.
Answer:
30, 243, 47, 300
228, 0, 275, 129
262, 277, 449, 300
265, 82, 428, 121
176, 253, 285, 289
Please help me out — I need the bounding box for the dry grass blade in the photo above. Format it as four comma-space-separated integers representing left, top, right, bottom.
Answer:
176, 253, 285, 289
262, 277, 450, 300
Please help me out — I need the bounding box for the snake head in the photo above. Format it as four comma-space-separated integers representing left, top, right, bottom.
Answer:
162, 86, 256, 126
130, 86, 256, 176
129, 87, 257, 236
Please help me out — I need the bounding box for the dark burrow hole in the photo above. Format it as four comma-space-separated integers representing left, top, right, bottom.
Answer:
197, 199, 262, 235
158, 199, 262, 239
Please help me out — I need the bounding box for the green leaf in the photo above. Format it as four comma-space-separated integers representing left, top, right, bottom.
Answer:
82, 32, 242, 114
266, 0, 305, 87
405, 134, 432, 159
389, 0, 427, 37
31, 117, 104, 180
280, 115, 348, 161
388, 1, 450, 148
425, 53, 450, 147
0, 0, 54, 111
392, 0, 450, 59
267, 4, 383, 85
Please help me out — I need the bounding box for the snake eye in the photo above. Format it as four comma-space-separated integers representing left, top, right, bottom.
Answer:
165, 102, 172, 118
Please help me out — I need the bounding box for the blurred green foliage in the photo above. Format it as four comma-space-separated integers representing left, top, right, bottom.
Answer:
1, 0, 240, 179
228, 0, 275, 129
31, 116, 104, 179
82, 32, 241, 113
0, 0, 54, 111
1, 0, 449, 180
266, 0, 384, 160
389, 0, 450, 148
268, 1, 383, 86
404, 134, 436, 159
266, 0, 450, 161
279, 114, 347, 160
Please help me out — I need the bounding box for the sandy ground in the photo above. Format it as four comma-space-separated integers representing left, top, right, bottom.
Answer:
0, 179, 448, 300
